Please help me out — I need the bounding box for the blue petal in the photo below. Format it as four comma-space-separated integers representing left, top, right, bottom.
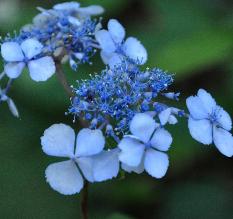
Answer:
130, 113, 156, 143
28, 56, 55, 82
150, 128, 172, 152
144, 149, 169, 178
75, 128, 105, 157
108, 53, 123, 69
45, 160, 83, 195
77, 5, 104, 15
197, 89, 216, 115
68, 16, 81, 26
186, 96, 208, 120
41, 123, 75, 158
21, 39, 43, 59
118, 136, 145, 167
121, 159, 144, 174
188, 117, 212, 145
1, 42, 24, 62
168, 115, 178, 125
53, 2, 80, 11
77, 149, 119, 182
123, 37, 147, 64
159, 108, 172, 125
216, 107, 232, 131
100, 50, 112, 65
95, 30, 116, 53
4, 62, 25, 79
92, 149, 120, 182
76, 157, 94, 182
7, 98, 19, 118
108, 19, 125, 44
33, 12, 51, 27
213, 126, 233, 157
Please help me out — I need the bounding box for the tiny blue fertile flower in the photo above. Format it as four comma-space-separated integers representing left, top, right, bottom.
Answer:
95, 19, 148, 68
118, 113, 172, 178
41, 124, 119, 195
1, 38, 55, 82
186, 89, 233, 157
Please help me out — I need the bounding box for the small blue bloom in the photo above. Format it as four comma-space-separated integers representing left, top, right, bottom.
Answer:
186, 89, 233, 157
95, 19, 147, 68
158, 108, 178, 126
1, 38, 55, 81
41, 123, 119, 195
118, 113, 172, 178
53, 2, 104, 16
0, 87, 19, 118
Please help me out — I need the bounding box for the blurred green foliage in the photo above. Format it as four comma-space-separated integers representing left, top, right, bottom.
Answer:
0, 0, 232, 218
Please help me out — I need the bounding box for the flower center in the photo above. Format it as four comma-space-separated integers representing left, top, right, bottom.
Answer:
145, 141, 151, 149
209, 107, 220, 124
24, 57, 30, 63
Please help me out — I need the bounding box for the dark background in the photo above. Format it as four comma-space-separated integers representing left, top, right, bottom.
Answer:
0, 0, 233, 218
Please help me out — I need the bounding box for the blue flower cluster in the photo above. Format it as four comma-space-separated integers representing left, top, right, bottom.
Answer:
0, 1, 103, 116
0, 1, 232, 196
69, 61, 178, 132
0, 2, 102, 82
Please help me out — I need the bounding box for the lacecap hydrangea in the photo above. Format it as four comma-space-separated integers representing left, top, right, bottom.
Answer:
0, 1, 232, 197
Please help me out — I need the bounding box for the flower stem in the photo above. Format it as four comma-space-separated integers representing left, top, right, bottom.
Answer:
81, 181, 89, 219
55, 62, 74, 97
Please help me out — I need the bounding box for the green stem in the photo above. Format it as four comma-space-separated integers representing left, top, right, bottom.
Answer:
81, 181, 89, 219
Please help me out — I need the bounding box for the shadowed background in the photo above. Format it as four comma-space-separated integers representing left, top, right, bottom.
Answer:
0, 0, 233, 218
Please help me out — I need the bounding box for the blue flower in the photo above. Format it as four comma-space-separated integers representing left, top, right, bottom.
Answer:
41, 124, 119, 195
53, 2, 104, 16
186, 89, 233, 157
1, 38, 55, 81
95, 19, 147, 68
118, 113, 172, 178
158, 107, 179, 126
0, 87, 19, 118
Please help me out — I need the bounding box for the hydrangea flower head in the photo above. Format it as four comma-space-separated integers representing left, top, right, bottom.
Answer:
69, 62, 175, 131
41, 123, 119, 195
186, 89, 233, 157
118, 113, 172, 178
1, 38, 55, 81
95, 19, 148, 68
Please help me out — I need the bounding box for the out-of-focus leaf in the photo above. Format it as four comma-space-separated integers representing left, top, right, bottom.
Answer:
108, 213, 134, 219
153, 29, 233, 77
160, 180, 233, 219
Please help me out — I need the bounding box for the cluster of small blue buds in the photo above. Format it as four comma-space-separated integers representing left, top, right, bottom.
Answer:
69, 60, 177, 132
